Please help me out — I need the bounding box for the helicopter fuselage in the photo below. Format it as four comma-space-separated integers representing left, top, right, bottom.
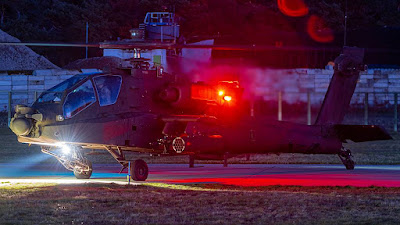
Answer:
9, 47, 393, 180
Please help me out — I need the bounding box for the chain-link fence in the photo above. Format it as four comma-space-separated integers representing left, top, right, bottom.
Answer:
247, 91, 400, 132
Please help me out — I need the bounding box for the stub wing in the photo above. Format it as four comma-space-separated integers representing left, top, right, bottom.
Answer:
334, 125, 392, 142
160, 115, 218, 135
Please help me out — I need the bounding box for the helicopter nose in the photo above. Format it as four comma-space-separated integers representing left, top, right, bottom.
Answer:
10, 117, 33, 136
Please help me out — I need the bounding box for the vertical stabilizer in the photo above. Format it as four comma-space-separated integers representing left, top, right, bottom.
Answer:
315, 47, 364, 125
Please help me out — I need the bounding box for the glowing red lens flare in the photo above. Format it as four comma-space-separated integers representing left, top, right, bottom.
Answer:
277, 0, 309, 17
307, 15, 334, 43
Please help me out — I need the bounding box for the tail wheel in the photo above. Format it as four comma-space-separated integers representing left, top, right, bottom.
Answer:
130, 159, 148, 181
73, 160, 93, 179
344, 159, 355, 170
338, 148, 355, 170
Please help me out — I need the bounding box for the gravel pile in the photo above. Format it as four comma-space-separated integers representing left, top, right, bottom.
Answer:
0, 29, 59, 70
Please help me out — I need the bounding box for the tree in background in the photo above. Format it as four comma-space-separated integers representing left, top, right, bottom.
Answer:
0, 0, 399, 66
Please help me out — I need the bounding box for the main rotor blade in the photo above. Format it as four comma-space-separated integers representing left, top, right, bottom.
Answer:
99, 42, 341, 52
0, 42, 99, 48
0, 41, 340, 51
1, 41, 399, 54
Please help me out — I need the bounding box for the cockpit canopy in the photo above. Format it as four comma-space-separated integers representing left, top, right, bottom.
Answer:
37, 74, 89, 103
35, 73, 122, 119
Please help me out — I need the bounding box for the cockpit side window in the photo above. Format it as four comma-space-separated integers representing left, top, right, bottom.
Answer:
93, 75, 122, 106
63, 80, 96, 119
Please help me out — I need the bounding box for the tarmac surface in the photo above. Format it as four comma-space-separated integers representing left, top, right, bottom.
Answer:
1, 163, 400, 187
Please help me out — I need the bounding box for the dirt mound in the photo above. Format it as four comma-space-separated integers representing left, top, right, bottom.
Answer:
63, 56, 124, 70
0, 29, 59, 70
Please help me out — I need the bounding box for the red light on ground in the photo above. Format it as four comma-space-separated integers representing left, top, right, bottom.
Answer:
307, 15, 334, 43
277, 0, 309, 17
223, 96, 232, 101
218, 90, 224, 96
159, 173, 400, 187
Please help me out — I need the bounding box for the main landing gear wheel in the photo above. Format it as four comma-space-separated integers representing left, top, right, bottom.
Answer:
338, 148, 355, 170
130, 159, 149, 181
73, 160, 93, 179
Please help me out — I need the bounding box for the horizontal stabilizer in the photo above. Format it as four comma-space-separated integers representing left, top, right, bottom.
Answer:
334, 125, 392, 142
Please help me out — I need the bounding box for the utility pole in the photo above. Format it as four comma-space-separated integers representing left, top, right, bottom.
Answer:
344, 0, 348, 46
173, 5, 176, 44
85, 22, 89, 59
160, 18, 163, 43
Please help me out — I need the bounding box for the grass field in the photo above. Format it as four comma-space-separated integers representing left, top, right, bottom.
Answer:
2, 123, 400, 224
1, 126, 400, 165
0, 182, 400, 224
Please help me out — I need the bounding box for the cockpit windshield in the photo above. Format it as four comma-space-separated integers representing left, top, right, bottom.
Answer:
63, 79, 96, 119
36, 75, 88, 103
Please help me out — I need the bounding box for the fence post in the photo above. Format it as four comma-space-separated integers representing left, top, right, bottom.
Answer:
8, 92, 12, 126
250, 99, 254, 118
278, 91, 282, 121
364, 92, 368, 125
307, 91, 311, 125
34, 91, 38, 101
395, 93, 398, 132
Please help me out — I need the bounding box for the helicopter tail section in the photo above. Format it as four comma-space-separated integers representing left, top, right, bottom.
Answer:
315, 47, 392, 142
314, 47, 364, 125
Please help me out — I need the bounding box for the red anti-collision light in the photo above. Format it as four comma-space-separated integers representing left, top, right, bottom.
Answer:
209, 135, 223, 139
223, 96, 232, 101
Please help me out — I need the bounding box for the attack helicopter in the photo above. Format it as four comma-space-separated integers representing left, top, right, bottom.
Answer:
5, 43, 392, 181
